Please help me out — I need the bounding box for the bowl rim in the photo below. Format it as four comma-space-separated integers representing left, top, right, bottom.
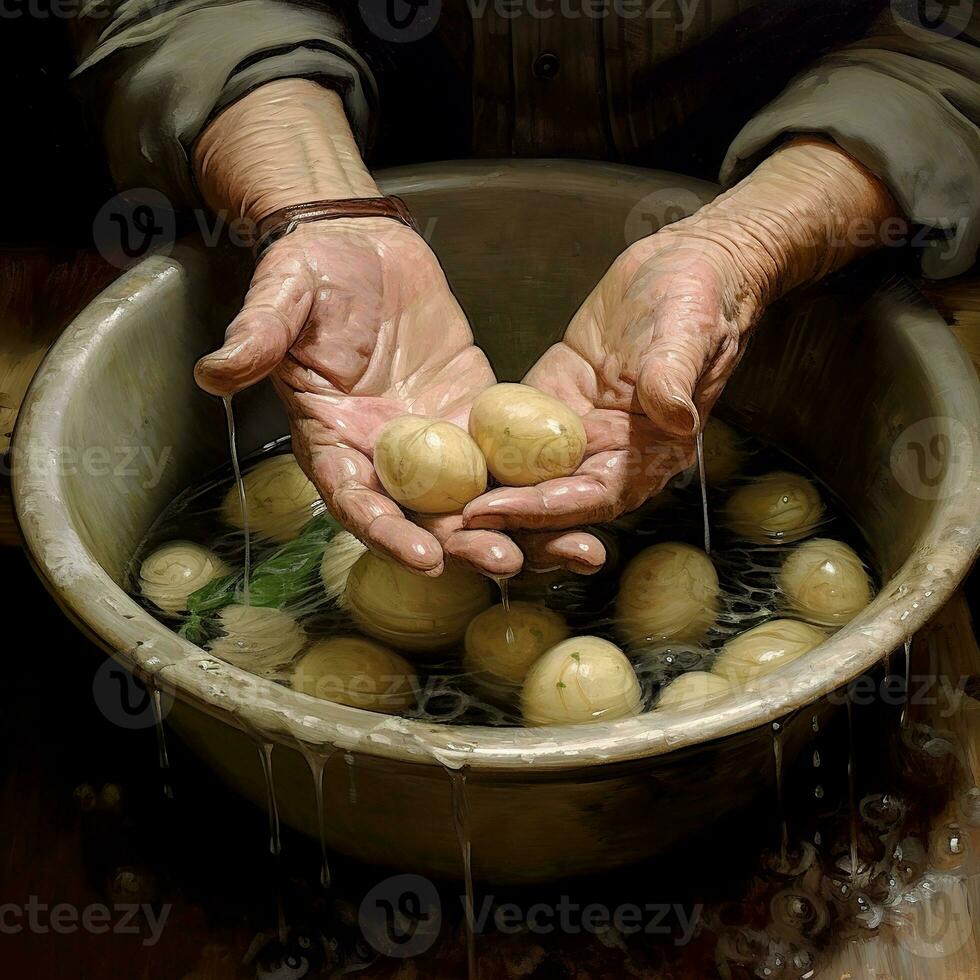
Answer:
11, 159, 980, 772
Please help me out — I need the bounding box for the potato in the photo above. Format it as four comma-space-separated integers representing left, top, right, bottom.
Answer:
291, 636, 417, 714
722, 471, 824, 545
656, 671, 732, 710
779, 538, 873, 626
615, 542, 719, 647
319, 531, 368, 606
345, 552, 492, 654
221, 453, 321, 543
208, 604, 307, 677
464, 601, 570, 695
521, 636, 641, 726
699, 418, 748, 485
139, 540, 228, 614
713, 619, 827, 686
374, 415, 487, 513
468, 383, 586, 486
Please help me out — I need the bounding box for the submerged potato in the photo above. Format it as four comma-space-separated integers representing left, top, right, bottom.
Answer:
464, 601, 570, 695
657, 671, 732, 710
468, 383, 586, 486
521, 636, 641, 726
374, 415, 487, 513
615, 542, 719, 647
319, 531, 368, 606
699, 418, 749, 485
140, 540, 228, 614
208, 604, 307, 676
222, 453, 321, 543
713, 619, 827, 686
779, 538, 873, 626
723, 471, 824, 545
345, 553, 492, 654
292, 636, 417, 714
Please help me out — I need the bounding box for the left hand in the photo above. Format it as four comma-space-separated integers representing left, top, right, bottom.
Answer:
463, 139, 898, 532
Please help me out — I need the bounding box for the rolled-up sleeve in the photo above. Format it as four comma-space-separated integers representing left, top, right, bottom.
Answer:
721, 9, 980, 279
72, 0, 378, 209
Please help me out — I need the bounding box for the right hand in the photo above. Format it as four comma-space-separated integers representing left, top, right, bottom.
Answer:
195, 218, 607, 579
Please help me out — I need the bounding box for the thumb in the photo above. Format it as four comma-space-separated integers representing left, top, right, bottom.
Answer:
195, 266, 313, 396
636, 337, 704, 438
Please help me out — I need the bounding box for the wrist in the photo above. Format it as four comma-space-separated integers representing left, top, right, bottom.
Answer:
690, 139, 899, 303
194, 79, 380, 229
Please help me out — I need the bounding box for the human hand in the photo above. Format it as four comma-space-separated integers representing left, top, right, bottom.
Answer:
195, 218, 607, 577
462, 139, 897, 532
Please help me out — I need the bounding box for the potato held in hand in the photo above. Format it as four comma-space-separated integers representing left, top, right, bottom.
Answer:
522, 636, 641, 726
292, 637, 417, 714
374, 415, 487, 514
468, 383, 586, 486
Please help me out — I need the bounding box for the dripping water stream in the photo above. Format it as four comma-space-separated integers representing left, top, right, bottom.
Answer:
846, 695, 859, 878
255, 739, 287, 943
450, 767, 478, 980
772, 721, 788, 864
901, 637, 913, 729
222, 395, 251, 603
148, 681, 174, 800
495, 577, 515, 645
696, 430, 711, 556
296, 741, 336, 889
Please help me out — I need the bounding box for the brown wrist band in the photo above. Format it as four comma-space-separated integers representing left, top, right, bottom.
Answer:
253, 195, 419, 258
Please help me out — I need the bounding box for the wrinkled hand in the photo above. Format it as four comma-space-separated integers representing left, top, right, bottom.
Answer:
463, 222, 764, 532
195, 219, 606, 577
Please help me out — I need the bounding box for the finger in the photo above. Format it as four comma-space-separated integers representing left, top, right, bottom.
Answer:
515, 530, 607, 574
635, 338, 703, 438
418, 514, 524, 578
307, 444, 445, 575
692, 328, 742, 422
463, 451, 643, 531
195, 262, 313, 396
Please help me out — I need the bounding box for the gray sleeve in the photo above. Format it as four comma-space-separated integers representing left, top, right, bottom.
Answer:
720, 9, 980, 279
71, 0, 379, 210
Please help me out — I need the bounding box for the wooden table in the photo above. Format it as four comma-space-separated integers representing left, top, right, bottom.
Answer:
1, 251, 978, 979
